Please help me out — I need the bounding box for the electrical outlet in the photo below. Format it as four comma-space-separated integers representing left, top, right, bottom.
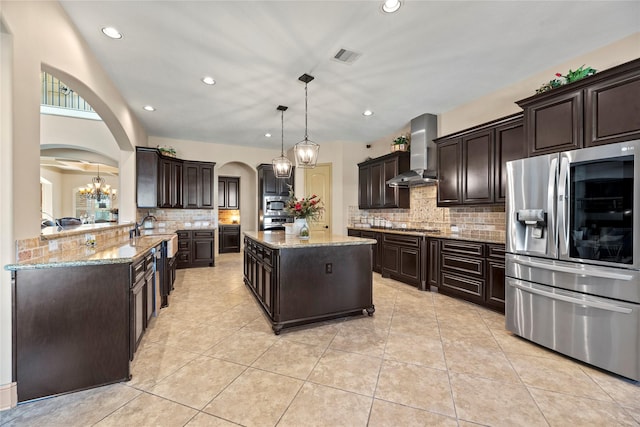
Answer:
325, 263, 332, 274
48, 240, 59, 252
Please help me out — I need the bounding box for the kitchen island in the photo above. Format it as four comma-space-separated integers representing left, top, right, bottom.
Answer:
243, 231, 376, 334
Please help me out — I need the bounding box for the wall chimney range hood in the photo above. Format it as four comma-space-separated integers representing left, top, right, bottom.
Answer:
386, 113, 438, 188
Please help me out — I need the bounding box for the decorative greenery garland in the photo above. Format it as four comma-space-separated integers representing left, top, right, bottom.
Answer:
536, 65, 597, 94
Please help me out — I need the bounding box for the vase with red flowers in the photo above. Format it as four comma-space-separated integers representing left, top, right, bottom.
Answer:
284, 185, 324, 239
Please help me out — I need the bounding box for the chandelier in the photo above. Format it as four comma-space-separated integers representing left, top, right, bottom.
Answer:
272, 105, 292, 178
79, 164, 116, 202
294, 73, 319, 169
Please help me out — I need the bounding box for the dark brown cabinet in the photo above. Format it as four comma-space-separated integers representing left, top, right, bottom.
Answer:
218, 176, 240, 210
518, 58, 640, 155
358, 152, 410, 209
159, 158, 184, 208
243, 237, 276, 317
432, 238, 505, 312
258, 163, 294, 197
184, 162, 215, 209
176, 229, 215, 268
347, 229, 382, 273
136, 147, 215, 209
219, 225, 241, 253
435, 113, 525, 207
381, 233, 426, 290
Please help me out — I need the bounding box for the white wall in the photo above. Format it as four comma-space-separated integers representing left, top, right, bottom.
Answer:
1, 1, 147, 401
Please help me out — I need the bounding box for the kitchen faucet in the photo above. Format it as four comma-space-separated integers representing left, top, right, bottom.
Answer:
131, 213, 157, 237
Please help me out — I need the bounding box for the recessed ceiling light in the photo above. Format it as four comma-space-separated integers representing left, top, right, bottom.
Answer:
265, 133, 272, 138
101, 27, 123, 39
363, 110, 374, 116
381, 0, 401, 13
202, 76, 216, 85
143, 105, 156, 112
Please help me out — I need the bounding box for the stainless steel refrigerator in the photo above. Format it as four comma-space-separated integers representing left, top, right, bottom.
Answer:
505, 139, 640, 381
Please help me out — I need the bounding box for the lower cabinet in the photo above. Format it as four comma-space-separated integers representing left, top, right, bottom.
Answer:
219, 225, 241, 253
177, 229, 215, 268
243, 236, 275, 317
347, 229, 382, 273
434, 238, 505, 312
381, 233, 426, 290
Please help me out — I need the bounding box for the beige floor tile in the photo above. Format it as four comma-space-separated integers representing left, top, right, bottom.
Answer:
330, 323, 389, 357
308, 348, 382, 396
389, 313, 440, 338
149, 356, 246, 409
279, 320, 341, 348
252, 339, 325, 380
491, 328, 563, 359
529, 387, 637, 426
184, 412, 239, 426
129, 342, 200, 390
508, 353, 612, 401
375, 360, 456, 417
95, 392, 197, 427
368, 399, 458, 427
623, 405, 640, 423
384, 332, 446, 370
0, 384, 140, 427
450, 372, 547, 427
202, 367, 303, 427
443, 341, 520, 383
206, 328, 279, 365
581, 365, 640, 409
277, 382, 372, 427
161, 323, 237, 354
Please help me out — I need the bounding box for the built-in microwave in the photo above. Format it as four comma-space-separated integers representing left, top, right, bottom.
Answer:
264, 196, 288, 216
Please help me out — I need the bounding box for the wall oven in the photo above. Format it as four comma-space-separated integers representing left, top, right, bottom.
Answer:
264, 196, 288, 216
505, 139, 640, 381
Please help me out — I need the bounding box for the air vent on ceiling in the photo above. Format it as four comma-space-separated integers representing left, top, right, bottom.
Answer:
333, 48, 361, 64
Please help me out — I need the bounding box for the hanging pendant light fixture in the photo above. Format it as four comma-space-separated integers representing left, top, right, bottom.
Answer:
294, 73, 319, 169
272, 105, 292, 178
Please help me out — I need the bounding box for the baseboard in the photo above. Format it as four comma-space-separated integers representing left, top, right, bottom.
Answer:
0, 382, 17, 411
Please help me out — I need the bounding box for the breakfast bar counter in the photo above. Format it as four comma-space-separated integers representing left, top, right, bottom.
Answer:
243, 231, 376, 334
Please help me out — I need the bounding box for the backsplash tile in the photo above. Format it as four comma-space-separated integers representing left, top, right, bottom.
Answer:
348, 185, 505, 243
136, 208, 217, 229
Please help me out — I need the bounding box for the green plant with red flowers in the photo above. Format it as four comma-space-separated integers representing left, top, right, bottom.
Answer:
285, 185, 324, 220
536, 65, 597, 94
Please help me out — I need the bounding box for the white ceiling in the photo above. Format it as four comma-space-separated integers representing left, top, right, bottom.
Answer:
59, 1, 639, 150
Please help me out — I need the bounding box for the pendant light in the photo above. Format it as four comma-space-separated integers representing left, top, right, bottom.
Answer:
294, 73, 319, 169
272, 105, 292, 178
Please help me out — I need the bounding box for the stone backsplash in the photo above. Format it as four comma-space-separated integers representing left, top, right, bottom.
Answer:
349, 185, 506, 243
136, 208, 217, 229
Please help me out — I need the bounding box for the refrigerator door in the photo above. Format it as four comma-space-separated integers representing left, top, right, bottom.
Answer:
506, 277, 640, 381
506, 153, 559, 259
558, 140, 639, 269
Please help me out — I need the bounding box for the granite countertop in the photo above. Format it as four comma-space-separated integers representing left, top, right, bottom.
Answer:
5, 236, 165, 271
244, 231, 376, 249
40, 222, 135, 240
347, 227, 505, 245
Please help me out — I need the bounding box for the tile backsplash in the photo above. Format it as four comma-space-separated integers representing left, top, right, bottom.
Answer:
348, 185, 505, 242
136, 208, 217, 229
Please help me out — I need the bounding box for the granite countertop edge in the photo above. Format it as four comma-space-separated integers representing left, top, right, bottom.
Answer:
244, 231, 376, 250
346, 227, 505, 245
5, 236, 166, 271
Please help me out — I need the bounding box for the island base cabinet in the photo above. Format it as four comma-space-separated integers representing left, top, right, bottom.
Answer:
12, 264, 131, 403
244, 236, 375, 334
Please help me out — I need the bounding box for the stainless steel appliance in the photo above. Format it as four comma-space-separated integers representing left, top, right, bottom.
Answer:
263, 216, 293, 231
505, 139, 640, 381
264, 196, 288, 216
260, 196, 294, 231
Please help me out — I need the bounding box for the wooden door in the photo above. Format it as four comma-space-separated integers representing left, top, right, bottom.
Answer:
304, 163, 332, 238
462, 129, 494, 204
437, 139, 462, 206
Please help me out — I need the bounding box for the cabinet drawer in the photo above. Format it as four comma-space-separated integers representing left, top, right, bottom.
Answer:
178, 240, 190, 251
383, 233, 421, 248
177, 231, 190, 240
487, 244, 506, 260
131, 260, 145, 284
441, 239, 484, 256
441, 253, 484, 277
193, 230, 214, 239
441, 272, 484, 299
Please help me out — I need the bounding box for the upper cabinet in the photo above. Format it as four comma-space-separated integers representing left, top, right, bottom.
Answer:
136, 147, 215, 209
358, 152, 410, 209
218, 176, 240, 210
435, 114, 525, 207
257, 164, 294, 198
517, 58, 640, 156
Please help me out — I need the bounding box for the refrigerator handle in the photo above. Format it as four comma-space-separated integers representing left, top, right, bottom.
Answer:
547, 156, 558, 258
557, 156, 569, 256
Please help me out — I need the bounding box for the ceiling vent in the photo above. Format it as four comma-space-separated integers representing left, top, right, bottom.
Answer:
332, 48, 361, 64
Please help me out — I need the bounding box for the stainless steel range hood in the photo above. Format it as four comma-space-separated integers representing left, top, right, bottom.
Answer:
387, 113, 438, 188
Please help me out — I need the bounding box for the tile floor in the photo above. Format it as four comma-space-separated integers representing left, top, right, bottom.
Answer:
2, 252, 640, 426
